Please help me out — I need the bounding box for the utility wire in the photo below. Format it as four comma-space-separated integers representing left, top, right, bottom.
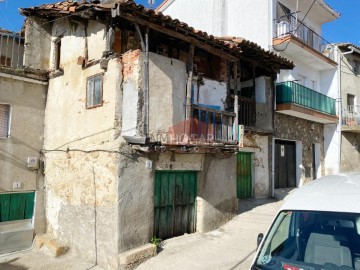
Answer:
273, 0, 317, 53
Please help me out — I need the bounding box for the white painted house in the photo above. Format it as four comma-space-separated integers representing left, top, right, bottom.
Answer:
158, 0, 341, 193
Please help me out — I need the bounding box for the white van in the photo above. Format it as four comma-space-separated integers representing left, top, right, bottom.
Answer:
251, 173, 360, 270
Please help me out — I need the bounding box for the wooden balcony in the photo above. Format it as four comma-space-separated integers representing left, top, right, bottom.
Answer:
190, 105, 236, 144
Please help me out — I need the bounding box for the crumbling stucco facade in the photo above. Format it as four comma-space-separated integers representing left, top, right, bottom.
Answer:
20, 1, 293, 268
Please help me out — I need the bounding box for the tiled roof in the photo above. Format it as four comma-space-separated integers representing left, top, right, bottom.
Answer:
20, 0, 294, 70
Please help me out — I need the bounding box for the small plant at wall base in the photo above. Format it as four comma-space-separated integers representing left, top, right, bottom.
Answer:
151, 236, 162, 248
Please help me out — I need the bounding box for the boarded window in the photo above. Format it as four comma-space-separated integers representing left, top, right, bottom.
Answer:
0, 104, 10, 138
86, 74, 103, 108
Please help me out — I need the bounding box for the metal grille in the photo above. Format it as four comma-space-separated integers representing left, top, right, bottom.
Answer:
0, 31, 24, 68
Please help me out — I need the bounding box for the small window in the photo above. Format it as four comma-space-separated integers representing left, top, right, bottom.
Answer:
86, 74, 103, 108
53, 36, 62, 71
0, 104, 10, 138
347, 94, 355, 112
354, 60, 360, 75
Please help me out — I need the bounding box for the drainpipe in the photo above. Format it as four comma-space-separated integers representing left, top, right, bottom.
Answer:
337, 48, 342, 173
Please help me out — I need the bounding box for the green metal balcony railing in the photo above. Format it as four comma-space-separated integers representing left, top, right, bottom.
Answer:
276, 81, 336, 116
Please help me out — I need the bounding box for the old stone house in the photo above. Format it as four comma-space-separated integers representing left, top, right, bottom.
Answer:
158, 0, 341, 195
0, 29, 48, 254
20, 1, 292, 268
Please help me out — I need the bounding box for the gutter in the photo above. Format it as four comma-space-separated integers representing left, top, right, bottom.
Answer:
342, 46, 360, 55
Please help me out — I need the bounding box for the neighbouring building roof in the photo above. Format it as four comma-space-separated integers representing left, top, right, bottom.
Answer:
335, 43, 360, 52
19, 0, 294, 70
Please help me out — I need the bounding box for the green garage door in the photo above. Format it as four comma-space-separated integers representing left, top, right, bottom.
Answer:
154, 171, 197, 239
0, 191, 35, 222
237, 152, 252, 199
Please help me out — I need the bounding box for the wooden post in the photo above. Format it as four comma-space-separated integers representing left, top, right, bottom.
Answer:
233, 61, 240, 142
185, 44, 195, 142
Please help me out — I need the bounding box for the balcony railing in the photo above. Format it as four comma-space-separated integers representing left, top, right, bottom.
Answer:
274, 14, 335, 61
342, 105, 360, 126
276, 81, 336, 116
190, 105, 236, 143
239, 97, 256, 128
0, 30, 24, 68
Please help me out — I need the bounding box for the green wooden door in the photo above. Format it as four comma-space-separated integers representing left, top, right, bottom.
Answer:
0, 192, 35, 222
154, 171, 197, 239
237, 152, 252, 199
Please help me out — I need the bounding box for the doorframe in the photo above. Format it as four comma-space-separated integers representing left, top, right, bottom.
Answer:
272, 138, 302, 196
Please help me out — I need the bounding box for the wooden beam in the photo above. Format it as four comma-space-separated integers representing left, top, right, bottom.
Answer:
185, 44, 195, 140
120, 13, 238, 61
233, 61, 239, 141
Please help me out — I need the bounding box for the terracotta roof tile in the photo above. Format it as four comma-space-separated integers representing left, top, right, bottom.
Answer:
19, 0, 294, 69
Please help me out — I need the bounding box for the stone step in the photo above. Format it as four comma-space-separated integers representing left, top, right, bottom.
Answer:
34, 234, 69, 257
119, 243, 157, 270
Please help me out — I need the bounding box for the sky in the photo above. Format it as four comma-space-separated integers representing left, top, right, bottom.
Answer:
0, 0, 358, 46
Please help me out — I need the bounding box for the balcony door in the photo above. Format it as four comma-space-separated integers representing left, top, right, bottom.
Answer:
275, 140, 296, 189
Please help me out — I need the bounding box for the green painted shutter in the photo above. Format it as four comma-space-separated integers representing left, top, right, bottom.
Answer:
237, 153, 252, 199
0, 192, 35, 222
154, 171, 197, 239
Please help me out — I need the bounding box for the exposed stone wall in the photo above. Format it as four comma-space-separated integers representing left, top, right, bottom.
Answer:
275, 113, 324, 183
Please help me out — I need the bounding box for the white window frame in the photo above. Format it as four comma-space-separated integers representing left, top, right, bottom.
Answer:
0, 104, 11, 138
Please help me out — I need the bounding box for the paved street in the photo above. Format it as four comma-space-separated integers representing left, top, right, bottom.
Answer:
137, 199, 283, 270
0, 199, 281, 270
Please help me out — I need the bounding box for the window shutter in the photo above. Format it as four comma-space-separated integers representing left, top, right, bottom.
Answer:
87, 78, 94, 108
0, 104, 10, 138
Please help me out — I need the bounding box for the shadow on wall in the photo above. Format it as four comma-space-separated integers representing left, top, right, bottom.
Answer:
0, 258, 27, 270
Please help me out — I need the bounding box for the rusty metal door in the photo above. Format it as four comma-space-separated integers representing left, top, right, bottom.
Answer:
154, 171, 197, 239
237, 152, 252, 199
